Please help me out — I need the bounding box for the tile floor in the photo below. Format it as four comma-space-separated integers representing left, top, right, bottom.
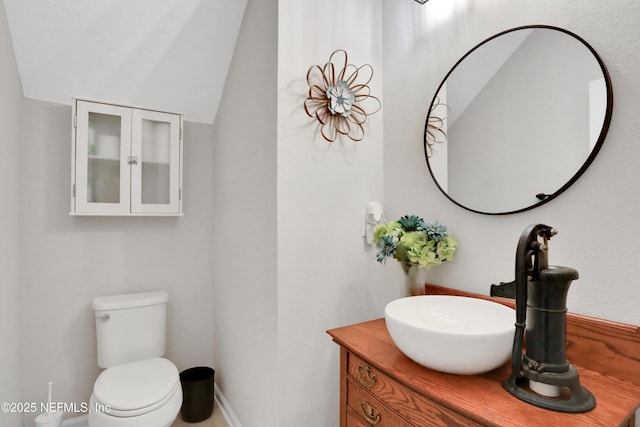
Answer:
171, 402, 230, 427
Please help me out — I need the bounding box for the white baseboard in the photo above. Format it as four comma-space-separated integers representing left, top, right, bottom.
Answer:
214, 383, 243, 427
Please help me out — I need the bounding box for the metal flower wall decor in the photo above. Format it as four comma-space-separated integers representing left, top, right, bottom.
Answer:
425, 97, 448, 158
304, 50, 381, 143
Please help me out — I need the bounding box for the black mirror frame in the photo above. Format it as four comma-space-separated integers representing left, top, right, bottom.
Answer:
424, 25, 614, 215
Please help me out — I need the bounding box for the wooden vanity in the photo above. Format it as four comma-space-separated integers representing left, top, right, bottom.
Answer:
327, 285, 640, 427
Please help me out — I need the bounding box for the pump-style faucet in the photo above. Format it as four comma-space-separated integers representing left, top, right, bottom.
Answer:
496, 224, 595, 413
490, 225, 556, 299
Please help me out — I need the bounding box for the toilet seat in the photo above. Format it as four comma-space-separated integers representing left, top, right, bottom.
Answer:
93, 357, 179, 417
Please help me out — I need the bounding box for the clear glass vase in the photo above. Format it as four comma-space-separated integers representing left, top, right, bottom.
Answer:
404, 263, 427, 296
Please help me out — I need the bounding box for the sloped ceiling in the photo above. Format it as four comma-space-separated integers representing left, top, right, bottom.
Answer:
3, 0, 247, 123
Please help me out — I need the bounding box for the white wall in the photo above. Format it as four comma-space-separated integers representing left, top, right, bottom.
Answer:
211, 1, 388, 425
4, 2, 639, 427
277, 1, 386, 426
16, 98, 217, 426
0, 1, 23, 425
211, 0, 278, 426
383, 0, 640, 325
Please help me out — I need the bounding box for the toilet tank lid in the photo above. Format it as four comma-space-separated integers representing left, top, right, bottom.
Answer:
92, 291, 168, 311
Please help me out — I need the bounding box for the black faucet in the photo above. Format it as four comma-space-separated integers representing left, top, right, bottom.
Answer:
496, 224, 595, 413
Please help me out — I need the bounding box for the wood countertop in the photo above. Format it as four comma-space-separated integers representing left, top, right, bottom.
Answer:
327, 285, 640, 427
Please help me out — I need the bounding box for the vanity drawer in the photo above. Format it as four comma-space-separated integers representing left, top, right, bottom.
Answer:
347, 378, 412, 426
346, 406, 380, 427
347, 352, 483, 427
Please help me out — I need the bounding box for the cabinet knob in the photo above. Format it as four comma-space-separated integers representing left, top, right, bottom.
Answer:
127, 156, 138, 165
360, 401, 381, 425
357, 364, 377, 388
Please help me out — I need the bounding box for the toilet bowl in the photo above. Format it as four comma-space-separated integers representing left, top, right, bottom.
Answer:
90, 291, 181, 427
88, 358, 181, 427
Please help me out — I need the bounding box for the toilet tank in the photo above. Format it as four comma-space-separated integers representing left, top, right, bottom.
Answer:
92, 291, 169, 368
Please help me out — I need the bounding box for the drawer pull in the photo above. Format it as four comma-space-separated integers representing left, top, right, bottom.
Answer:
357, 364, 377, 388
360, 401, 381, 425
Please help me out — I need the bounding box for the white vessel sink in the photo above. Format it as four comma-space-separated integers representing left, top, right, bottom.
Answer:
385, 295, 515, 375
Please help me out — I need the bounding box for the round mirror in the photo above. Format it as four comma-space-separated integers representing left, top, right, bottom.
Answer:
424, 25, 613, 215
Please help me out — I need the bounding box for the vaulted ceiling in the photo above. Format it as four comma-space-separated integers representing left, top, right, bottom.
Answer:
3, 0, 247, 123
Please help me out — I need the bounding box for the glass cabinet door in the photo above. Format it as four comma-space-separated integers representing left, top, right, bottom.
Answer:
74, 101, 132, 214
72, 100, 182, 216
130, 109, 181, 214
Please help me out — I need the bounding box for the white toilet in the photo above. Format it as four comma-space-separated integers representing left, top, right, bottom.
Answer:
89, 291, 182, 427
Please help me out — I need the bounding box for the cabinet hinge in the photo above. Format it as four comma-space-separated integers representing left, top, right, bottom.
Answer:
179, 188, 182, 200
73, 116, 77, 128
72, 184, 76, 197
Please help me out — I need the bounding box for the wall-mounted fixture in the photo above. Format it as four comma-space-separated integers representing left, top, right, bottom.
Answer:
415, 0, 429, 4
363, 201, 384, 245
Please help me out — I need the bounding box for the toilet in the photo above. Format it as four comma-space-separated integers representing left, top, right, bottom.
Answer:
89, 291, 182, 427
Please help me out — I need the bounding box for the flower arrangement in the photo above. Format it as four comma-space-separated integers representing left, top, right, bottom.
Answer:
374, 215, 457, 271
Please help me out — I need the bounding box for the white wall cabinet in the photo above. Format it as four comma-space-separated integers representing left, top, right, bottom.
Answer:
70, 99, 183, 216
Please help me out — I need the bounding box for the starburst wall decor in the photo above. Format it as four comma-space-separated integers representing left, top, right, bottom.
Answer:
425, 97, 448, 158
304, 50, 381, 143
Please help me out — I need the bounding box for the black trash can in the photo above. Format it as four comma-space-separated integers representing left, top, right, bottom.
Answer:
179, 367, 215, 423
